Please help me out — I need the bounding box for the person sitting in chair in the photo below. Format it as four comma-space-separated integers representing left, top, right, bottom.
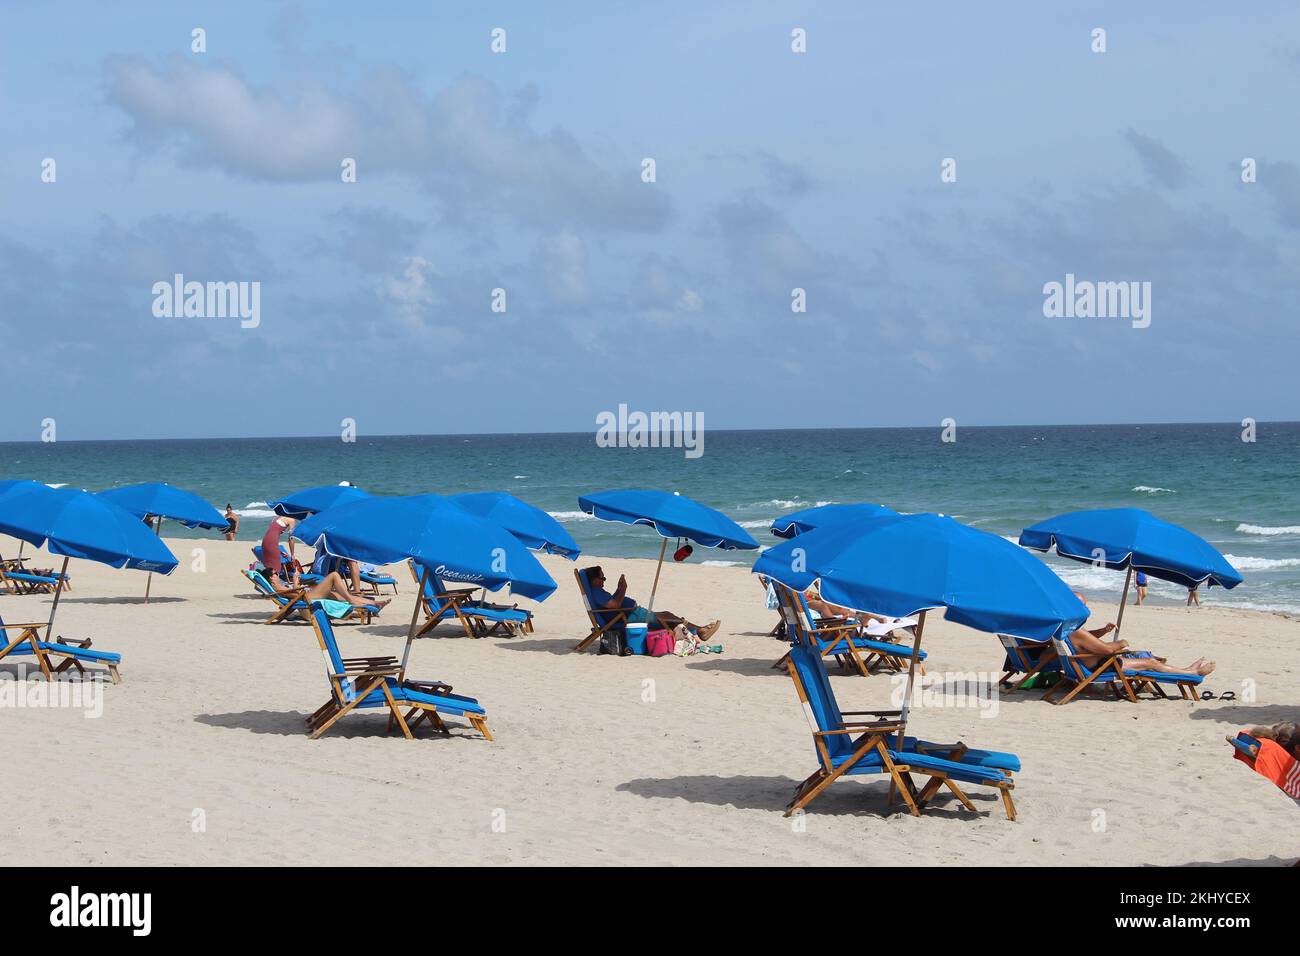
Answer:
1046, 592, 1214, 677
584, 566, 720, 640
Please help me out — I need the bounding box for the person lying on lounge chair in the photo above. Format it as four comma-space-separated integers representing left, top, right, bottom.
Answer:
585, 566, 720, 640
1046, 592, 1215, 677
804, 585, 893, 626
264, 564, 391, 611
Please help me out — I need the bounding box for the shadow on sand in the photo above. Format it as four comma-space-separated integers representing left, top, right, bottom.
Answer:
616, 773, 997, 818
54, 595, 186, 605
194, 709, 476, 740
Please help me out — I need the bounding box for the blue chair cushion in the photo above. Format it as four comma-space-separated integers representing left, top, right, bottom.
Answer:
7, 641, 121, 664
1129, 670, 1203, 685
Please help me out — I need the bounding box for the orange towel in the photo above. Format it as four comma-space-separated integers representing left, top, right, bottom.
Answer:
1235, 737, 1300, 799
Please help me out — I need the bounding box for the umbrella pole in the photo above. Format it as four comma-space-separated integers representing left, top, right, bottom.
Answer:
644, 538, 668, 626
144, 515, 162, 604
889, 610, 926, 806
46, 556, 70, 637
400, 566, 428, 682
1114, 566, 1133, 640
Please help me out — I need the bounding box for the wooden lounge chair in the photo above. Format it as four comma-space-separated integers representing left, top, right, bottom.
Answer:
304, 601, 491, 741
785, 641, 1018, 820
1041, 632, 1139, 705
572, 566, 641, 652
242, 569, 379, 625
0, 613, 121, 684
0, 558, 66, 595
771, 584, 926, 677
997, 634, 1058, 690
407, 561, 532, 639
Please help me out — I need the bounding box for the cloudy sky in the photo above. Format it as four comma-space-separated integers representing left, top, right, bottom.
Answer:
2, 2, 1297, 440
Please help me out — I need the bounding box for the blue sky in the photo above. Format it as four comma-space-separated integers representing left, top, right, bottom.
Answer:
2, 2, 1297, 440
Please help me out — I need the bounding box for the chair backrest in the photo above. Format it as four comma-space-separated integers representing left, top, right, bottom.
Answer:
0, 612, 39, 651
574, 567, 621, 627
308, 602, 354, 703
245, 569, 293, 607
774, 585, 818, 647
410, 562, 449, 614
998, 634, 1043, 671
1050, 632, 1094, 682
787, 643, 851, 765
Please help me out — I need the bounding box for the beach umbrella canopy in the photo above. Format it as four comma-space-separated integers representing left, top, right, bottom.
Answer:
294, 493, 556, 681
754, 512, 1088, 642
578, 489, 758, 622
268, 484, 371, 519
756, 511, 1087, 753
293, 494, 556, 601
770, 502, 899, 539
96, 482, 226, 529
0, 483, 179, 631
1019, 508, 1243, 590
577, 489, 759, 550
0, 484, 178, 574
450, 492, 581, 559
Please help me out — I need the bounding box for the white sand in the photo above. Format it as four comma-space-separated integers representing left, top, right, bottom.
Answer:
1, 534, 1296, 866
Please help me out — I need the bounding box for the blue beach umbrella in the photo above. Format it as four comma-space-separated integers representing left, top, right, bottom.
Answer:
756, 512, 1088, 642
450, 492, 581, 559
268, 484, 371, 519
96, 482, 226, 530
578, 489, 759, 621
1019, 507, 1243, 637
0, 483, 179, 631
0, 480, 50, 560
754, 511, 1087, 733
97, 482, 225, 602
770, 502, 899, 539
294, 494, 557, 676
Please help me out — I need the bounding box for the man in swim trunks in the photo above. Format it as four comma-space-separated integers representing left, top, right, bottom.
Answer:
584, 566, 720, 639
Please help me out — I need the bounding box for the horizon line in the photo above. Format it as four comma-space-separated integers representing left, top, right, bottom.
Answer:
0, 419, 1293, 446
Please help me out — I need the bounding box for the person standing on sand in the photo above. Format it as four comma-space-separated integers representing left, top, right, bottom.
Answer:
223, 504, 240, 542
1187, 585, 1201, 608
1134, 570, 1149, 605
260, 515, 298, 585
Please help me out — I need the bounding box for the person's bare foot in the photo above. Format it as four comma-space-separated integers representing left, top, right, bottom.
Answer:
374, 597, 392, 610
697, 620, 721, 640
1195, 660, 1216, 676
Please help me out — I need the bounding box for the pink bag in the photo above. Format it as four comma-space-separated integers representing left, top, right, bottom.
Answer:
646, 629, 675, 657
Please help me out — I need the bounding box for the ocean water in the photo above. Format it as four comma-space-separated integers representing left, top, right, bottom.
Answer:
3, 423, 1298, 614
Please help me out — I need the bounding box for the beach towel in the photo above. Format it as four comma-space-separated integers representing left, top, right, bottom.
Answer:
1235, 737, 1300, 804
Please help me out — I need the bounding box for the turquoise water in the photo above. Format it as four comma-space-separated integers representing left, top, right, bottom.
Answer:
3, 423, 1297, 613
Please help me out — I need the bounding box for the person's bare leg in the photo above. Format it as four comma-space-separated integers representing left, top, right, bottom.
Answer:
1121, 657, 1214, 676
309, 572, 390, 609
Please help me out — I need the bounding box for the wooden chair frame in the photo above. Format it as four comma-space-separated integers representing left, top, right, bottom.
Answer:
305, 608, 492, 741
0, 620, 121, 684
1042, 637, 1139, 705
784, 652, 1016, 820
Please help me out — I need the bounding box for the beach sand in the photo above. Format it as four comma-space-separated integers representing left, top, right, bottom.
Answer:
2, 533, 1297, 866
